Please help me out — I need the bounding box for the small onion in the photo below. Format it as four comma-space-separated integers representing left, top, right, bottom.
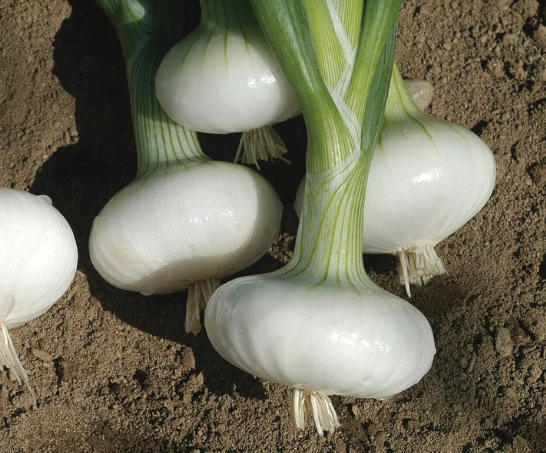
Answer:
155, 0, 300, 165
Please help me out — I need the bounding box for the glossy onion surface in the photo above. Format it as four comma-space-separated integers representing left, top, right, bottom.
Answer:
156, 23, 300, 134
205, 275, 435, 399
0, 188, 78, 328
362, 114, 496, 254
89, 161, 282, 295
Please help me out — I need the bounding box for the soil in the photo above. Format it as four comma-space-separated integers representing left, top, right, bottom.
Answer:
1, 0, 545, 452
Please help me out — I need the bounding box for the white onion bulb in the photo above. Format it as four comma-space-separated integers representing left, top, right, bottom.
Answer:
362, 108, 496, 294
0, 188, 78, 406
89, 161, 282, 333
205, 274, 436, 434
155, 0, 300, 165
155, 25, 299, 133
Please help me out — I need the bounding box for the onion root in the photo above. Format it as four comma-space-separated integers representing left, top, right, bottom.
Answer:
235, 126, 290, 168
291, 388, 340, 436
397, 244, 447, 297
186, 278, 221, 335
0, 320, 37, 409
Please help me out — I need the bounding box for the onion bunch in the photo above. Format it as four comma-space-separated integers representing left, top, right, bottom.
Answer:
88, 0, 496, 437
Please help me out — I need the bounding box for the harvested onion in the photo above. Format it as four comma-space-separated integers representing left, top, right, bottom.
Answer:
0, 188, 78, 407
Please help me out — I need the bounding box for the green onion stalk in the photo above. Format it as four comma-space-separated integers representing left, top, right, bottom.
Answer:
251, 0, 401, 279
94, 0, 206, 176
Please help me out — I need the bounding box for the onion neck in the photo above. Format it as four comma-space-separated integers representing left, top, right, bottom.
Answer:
379, 64, 434, 152
200, 0, 256, 29
95, 0, 209, 180
251, 0, 400, 285
283, 151, 371, 286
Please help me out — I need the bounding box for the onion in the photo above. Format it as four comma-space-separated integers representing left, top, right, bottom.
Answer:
89, 160, 282, 333
206, 272, 435, 433
91, 0, 283, 334
295, 67, 496, 296
206, 153, 435, 435
0, 188, 78, 407
155, 0, 300, 165
206, 0, 434, 434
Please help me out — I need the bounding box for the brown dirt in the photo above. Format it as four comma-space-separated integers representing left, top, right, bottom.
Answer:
0, 0, 545, 451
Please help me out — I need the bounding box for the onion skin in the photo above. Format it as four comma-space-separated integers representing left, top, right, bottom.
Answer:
363, 114, 496, 256
89, 161, 282, 296
155, 17, 300, 135
205, 275, 435, 400
0, 188, 78, 329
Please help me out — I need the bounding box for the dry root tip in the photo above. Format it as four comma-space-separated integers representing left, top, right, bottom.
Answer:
397, 244, 446, 298
291, 388, 340, 436
234, 126, 290, 168
185, 278, 221, 335
0, 321, 37, 409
